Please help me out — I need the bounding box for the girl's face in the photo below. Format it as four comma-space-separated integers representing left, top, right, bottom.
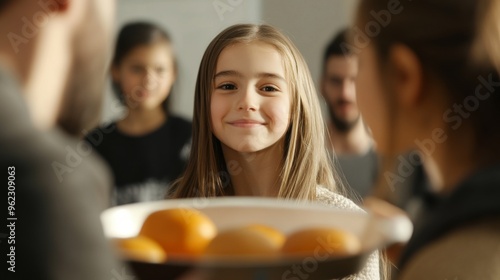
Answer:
210, 42, 291, 153
112, 42, 175, 110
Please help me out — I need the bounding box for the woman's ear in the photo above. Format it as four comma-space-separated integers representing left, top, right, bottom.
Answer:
387, 44, 423, 108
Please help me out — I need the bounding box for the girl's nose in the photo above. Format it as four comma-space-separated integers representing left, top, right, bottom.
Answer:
143, 70, 158, 90
237, 87, 258, 111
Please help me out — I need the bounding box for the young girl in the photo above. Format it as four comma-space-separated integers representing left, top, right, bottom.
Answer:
87, 22, 191, 205
170, 24, 380, 279
355, 0, 500, 279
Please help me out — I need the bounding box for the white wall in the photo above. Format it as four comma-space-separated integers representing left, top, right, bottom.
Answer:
102, 0, 358, 123
261, 0, 358, 88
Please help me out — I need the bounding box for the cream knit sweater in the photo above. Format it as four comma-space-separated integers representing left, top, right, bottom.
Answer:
315, 186, 381, 280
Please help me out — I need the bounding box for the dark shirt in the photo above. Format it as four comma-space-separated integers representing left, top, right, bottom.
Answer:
86, 116, 191, 205
0, 65, 122, 280
335, 147, 379, 200
399, 163, 500, 268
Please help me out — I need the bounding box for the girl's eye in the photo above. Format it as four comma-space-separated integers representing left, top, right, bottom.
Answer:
218, 84, 237, 90
261, 86, 279, 92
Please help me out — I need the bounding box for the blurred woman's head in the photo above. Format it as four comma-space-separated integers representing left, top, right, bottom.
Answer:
111, 22, 177, 113
354, 0, 500, 172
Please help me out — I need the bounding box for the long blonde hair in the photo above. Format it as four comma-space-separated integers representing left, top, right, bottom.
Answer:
170, 24, 338, 200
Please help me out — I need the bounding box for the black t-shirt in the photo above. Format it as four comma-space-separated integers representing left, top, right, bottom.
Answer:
86, 115, 191, 205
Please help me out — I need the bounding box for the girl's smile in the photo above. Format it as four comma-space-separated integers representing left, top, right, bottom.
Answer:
227, 118, 267, 128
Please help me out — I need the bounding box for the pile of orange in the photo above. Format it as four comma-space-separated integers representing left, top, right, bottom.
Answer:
112, 208, 361, 263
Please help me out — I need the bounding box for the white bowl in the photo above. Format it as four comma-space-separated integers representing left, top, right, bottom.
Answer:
101, 197, 412, 280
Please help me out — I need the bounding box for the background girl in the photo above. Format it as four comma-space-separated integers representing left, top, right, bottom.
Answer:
170, 23, 381, 279
87, 22, 191, 205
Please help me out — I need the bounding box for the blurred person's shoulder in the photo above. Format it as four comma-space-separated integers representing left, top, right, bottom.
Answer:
399, 217, 500, 280
0, 64, 112, 209
0, 64, 122, 279
48, 129, 114, 208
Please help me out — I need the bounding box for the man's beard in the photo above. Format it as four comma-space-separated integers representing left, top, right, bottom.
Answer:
328, 105, 361, 133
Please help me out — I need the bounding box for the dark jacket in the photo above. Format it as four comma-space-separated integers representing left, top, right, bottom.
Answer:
399, 164, 500, 280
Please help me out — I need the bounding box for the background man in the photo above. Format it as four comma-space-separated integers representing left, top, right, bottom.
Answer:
321, 29, 378, 200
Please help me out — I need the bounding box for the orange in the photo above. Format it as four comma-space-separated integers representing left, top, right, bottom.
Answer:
281, 227, 361, 258
112, 236, 167, 263
139, 208, 217, 259
203, 226, 282, 261
244, 224, 286, 248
